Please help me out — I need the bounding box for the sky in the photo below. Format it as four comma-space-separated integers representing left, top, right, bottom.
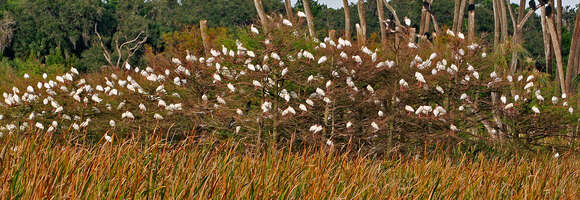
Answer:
290, 0, 580, 9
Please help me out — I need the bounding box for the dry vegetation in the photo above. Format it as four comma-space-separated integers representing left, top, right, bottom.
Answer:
0, 133, 578, 199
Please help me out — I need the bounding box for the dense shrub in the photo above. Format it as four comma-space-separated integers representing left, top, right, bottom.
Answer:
0, 17, 578, 153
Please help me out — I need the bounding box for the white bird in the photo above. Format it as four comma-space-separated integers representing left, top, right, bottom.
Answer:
405, 105, 415, 114
552, 96, 559, 105
252, 80, 262, 88
154, 113, 164, 120
307, 75, 314, 82
109, 120, 116, 127
526, 75, 534, 82
299, 104, 308, 112
457, 32, 465, 40
378, 110, 384, 117
306, 99, 314, 106
316, 88, 326, 96
514, 95, 520, 102
524, 82, 534, 90
404, 17, 411, 26
318, 56, 327, 64
282, 19, 292, 27
504, 103, 514, 110
500, 95, 507, 104
213, 73, 222, 82
536, 94, 544, 102
346, 121, 352, 129
371, 122, 379, 131
450, 124, 459, 132
125, 62, 131, 70
236, 108, 244, 115
366, 85, 374, 93
309, 124, 323, 133
217, 96, 226, 105
460, 93, 468, 100
139, 103, 147, 112
104, 134, 112, 143
297, 11, 307, 18
23, 73, 30, 79
532, 106, 540, 115
436, 85, 444, 94
227, 83, 236, 92
250, 24, 259, 34
568, 107, 574, 114
415, 72, 426, 86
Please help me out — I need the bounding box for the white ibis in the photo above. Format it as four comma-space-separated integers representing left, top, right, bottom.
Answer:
500, 95, 507, 104
227, 83, 236, 93
154, 113, 164, 120
526, 75, 534, 82
346, 121, 352, 129
109, 120, 116, 127
299, 104, 307, 112
569, 107, 574, 114
415, 72, 426, 87
250, 24, 259, 34
532, 106, 540, 116
104, 134, 112, 143
297, 11, 307, 18
371, 122, 379, 132
318, 56, 327, 64
405, 105, 415, 115
282, 19, 292, 26
404, 17, 411, 26
457, 32, 465, 40
552, 96, 558, 105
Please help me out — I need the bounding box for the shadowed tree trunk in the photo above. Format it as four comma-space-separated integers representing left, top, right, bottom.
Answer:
377, 0, 387, 46
424, 0, 432, 34
357, 0, 367, 45
493, 0, 500, 48
565, 5, 580, 93
284, 0, 294, 22
499, 0, 508, 42
343, 0, 352, 41
200, 20, 211, 57
303, 0, 316, 38
541, 6, 553, 74
253, 0, 269, 34
457, 0, 467, 33
468, 0, 475, 41
546, 8, 567, 94
453, 0, 460, 32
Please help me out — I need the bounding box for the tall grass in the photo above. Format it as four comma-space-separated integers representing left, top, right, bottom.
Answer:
0, 133, 577, 199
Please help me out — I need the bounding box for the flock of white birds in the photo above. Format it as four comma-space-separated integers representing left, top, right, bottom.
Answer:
0, 15, 576, 144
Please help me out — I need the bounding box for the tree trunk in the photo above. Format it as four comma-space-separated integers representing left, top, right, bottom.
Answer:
541, 6, 553, 74
556, 0, 562, 49
377, 0, 387, 46
565, 6, 580, 93
424, 0, 432, 34
302, 0, 316, 38
357, 0, 367, 45
200, 20, 211, 57
356, 24, 364, 47
284, 0, 294, 22
420, 1, 427, 34
546, 14, 567, 94
253, 0, 269, 34
468, 0, 475, 41
499, 0, 508, 42
457, 0, 467, 33
453, 0, 460, 32
343, 0, 351, 41
492, 0, 500, 48
329, 29, 336, 41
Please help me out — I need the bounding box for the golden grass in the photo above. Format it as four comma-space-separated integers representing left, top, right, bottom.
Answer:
0, 133, 578, 199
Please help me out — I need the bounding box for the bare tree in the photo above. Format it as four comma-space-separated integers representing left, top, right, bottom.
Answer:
377, 0, 387, 46
499, 0, 508, 41
467, 0, 476, 41
545, 5, 566, 94
565, 4, 580, 93
94, 25, 147, 69
253, 0, 269, 34
453, 0, 461, 32
357, 0, 367, 45
303, 0, 316, 38
457, 0, 467, 33
492, 0, 500, 48
507, 1, 544, 73
200, 20, 211, 57
343, 0, 352, 41
284, 0, 294, 22
541, 4, 554, 74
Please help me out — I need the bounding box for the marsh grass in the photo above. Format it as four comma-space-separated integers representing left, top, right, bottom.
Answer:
0, 133, 577, 199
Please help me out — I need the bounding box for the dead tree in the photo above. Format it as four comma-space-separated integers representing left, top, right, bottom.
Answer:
303, 0, 316, 38
457, 0, 467, 33
453, 0, 460, 32
507, 1, 544, 73
545, 5, 566, 94
541, 5, 554, 75
499, 0, 508, 41
492, 0, 500, 48
565, 4, 580, 93
94, 25, 147, 69
284, 0, 294, 22
343, 0, 352, 41
253, 0, 269, 34
467, 0, 475, 41
357, 0, 367, 45
200, 20, 211, 57
377, 0, 387, 46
